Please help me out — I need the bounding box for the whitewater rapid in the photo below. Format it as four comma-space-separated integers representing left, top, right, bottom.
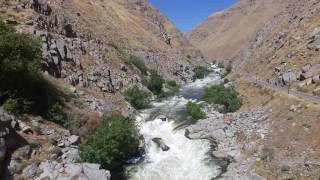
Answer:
126, 65, 222, 180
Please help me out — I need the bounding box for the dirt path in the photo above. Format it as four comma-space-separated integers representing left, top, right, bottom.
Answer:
240, 71, 320, 104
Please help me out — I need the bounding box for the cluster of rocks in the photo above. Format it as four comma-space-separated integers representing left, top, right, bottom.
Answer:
270, 63, 320, 88
0, 108, 111, 179
185, 108, 269, 179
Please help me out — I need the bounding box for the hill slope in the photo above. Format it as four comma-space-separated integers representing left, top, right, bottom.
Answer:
0, 0, 204, 113
186, 0, 289, 62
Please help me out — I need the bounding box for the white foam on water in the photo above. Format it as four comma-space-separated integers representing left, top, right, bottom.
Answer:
126, 67, 222, 180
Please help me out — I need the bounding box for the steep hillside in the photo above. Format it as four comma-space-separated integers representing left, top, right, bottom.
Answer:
186, 0, 290, 62
0, 0, 204, 113
187, 0, 320, 179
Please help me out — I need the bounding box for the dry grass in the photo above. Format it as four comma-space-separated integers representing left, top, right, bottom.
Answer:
233, 75, 320, 179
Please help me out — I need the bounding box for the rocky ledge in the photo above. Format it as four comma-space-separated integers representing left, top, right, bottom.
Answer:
185, 108, 270, 179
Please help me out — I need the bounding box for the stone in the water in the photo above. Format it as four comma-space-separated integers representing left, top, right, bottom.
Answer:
152, 138, 170, 151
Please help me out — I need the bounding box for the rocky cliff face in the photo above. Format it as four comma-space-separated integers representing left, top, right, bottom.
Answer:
0, 0, 204, 113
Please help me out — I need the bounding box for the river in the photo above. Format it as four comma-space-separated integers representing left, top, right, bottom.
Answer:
126, 65, 222, 180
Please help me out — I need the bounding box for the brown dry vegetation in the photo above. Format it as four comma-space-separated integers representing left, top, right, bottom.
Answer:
232, 74, 320, 179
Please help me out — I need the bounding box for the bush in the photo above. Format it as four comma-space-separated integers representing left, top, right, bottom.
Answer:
193, 66, 210, 79
79, 113, 140, 170
2, 98, 33, 114
146, 70, 164, 95
126, 55, 148, 75
166, 80, 178, 88
44, 103, 66, 124
0, 20, 64, 117
159, 80, 180, 98
224, 78, 230, 84
203, 85, 242, 113
186, 101, 204, 120
124, 85, 151, 109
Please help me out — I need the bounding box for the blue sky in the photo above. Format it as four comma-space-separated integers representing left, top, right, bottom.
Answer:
148, 0, 238, 32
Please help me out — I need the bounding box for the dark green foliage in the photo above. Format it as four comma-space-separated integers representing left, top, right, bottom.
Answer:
193, 66, 210, 79
166, 80, 178, 88
147, 70, 164, 95
2, 98, 33, 114
79, 113, 140, 170
159, 80, 180, 98
44, 103, 66, 124
0, 21, 15, 35
124, 85, 151, 109
126, 55, 148, 75
0, 21, 63, 118
224, 78, 230, 84
186, 101, 204, 120
203, 85, 242, 113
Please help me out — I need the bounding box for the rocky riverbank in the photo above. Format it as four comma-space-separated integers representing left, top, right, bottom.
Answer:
0, 109, 110, 180
186, 108, 270, 179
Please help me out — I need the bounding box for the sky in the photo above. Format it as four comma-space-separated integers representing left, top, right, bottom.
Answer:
148, 0, 238, 32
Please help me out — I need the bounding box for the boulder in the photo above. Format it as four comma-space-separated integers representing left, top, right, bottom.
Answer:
152, 138, 170, 151
289, 104, 302, 112
22, 163, 38, 178
212, 151, 234, 174
64, 163, 82, 178
312, 75, 320, 83
157, 115, 168, 121
282, 71, 297, 84
82, 163, 111, 180
67, 135, 80, 146
302, 64, 312, 73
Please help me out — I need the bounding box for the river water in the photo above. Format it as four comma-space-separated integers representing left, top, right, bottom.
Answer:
126, 66, 222, 180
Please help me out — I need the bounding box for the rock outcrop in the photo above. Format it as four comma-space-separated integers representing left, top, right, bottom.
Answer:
186, 109, 269, 179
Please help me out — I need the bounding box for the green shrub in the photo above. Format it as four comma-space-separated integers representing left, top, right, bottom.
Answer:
186, 101, 204, 120
203, 85, 242, 113
159, 80, 180, 98
224, 78, 230, 84
126, 55, 148, 75
124, 85, 151, 109
0, 21, 62, 116
146, 70, 164, 95
166, 80, 178, 88
193, 66, 210, 79
44, 103, 66, 124
2, 98, 33, 114
79, 113, 139, 170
